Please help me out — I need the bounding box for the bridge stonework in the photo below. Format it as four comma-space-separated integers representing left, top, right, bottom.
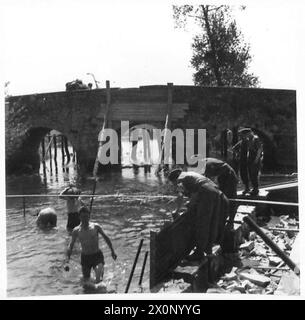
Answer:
5, 85, 297, 175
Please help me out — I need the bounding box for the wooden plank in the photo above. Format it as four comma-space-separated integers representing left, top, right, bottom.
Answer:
263, 182, 298, 191
149, 231, 157, 289
149, 211, 194, 288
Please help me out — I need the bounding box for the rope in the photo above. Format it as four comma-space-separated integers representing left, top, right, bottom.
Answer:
6, 193, 298, 206
6, 194, 176, 199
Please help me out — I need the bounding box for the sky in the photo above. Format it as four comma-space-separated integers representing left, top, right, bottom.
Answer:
0, 0, 304, 95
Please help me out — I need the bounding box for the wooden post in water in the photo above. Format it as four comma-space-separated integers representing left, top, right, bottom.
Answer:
63, 136, 70, 164
41, 137, 47, 180
48, 134, 53, 174
41, 137, 46, 161
48, 135, 52, 160
61, 135, 65, 168
53, 135, 58, 174
41, 137, 47, 184
131, 140, 138, 169
143, 131, 151, 173
72, 147, 76, 163
53, 135, 57, 161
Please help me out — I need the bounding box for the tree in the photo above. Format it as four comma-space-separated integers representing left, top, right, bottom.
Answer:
173, 5, 259, 87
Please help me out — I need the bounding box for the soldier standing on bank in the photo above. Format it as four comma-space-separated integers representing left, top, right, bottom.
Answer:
233, 128, 263, 196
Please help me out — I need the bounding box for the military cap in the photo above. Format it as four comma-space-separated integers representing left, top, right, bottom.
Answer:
238, 128, 252, 135
168, 168, 183, 182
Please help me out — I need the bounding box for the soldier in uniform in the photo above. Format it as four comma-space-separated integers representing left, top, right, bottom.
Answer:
202, 158, 238, 224
232, 128, 263, 196
168, 169, 229, 260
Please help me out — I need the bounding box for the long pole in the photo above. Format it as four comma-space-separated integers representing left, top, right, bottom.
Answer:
155, 83, 173, 175
138, 251, 149, 286
61, 135, 65, 167
41, 137, 46, 161
53, 135, 57, 161
93, 80, 112, 177
42, 135, 54, 162
22, 197, 26, 217
89, 178, 97, 214
125, 239, 144, 293
90, 81, 112, 217
63, 136, 70, 164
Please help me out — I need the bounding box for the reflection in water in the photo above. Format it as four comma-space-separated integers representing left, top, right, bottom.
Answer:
6, 142, 296, 297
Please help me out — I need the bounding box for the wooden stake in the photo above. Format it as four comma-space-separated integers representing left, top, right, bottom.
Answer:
125, 239, 144, 293
48, 134, 52, 162
61, 135, 65, 166
149, 231, 157, 289
53, 135, 57, 161
22, 197, 26, 217
41, 137, 46, 162
138, 251, 149, 286
155, 83, 173, 175
63, 136, 70, 164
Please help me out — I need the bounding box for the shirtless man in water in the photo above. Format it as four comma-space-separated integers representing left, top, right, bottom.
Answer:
67, 206, 117, 285
59, 185, 82, 231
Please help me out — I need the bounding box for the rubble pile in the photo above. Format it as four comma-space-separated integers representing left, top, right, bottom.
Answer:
150, 278, 192, 293
208, 215, 298, 295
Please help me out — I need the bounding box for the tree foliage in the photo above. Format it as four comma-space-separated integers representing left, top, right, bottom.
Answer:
173, 5, 259, 87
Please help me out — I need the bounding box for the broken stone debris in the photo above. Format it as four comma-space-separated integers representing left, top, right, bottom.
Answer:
239, 241, 255, 251
206, 214, 298, 295
269, 256, 282, 266
158, 214, 298, 295
239, 272, 271, 287
248, 231, 257, 241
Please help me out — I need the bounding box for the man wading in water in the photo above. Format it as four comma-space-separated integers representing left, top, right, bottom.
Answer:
59, 185, 82, 231
66, 206, 117, 286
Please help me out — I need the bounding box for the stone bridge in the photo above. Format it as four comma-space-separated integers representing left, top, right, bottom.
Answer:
5, 84, 297, 175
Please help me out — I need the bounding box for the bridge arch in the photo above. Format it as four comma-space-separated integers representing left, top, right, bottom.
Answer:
6, 85, 297, 175
7, 125, 77, 175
